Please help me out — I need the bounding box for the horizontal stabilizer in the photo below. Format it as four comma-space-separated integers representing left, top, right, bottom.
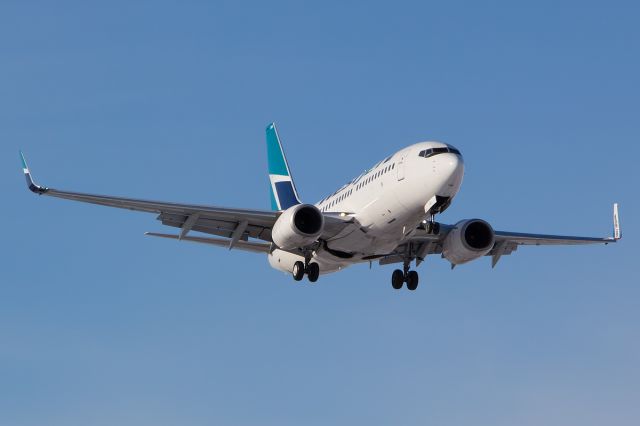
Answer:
145, 232, 271, 254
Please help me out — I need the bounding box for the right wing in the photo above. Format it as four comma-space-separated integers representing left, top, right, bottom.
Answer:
20, 152, 352, 248
21, 151, 278, 243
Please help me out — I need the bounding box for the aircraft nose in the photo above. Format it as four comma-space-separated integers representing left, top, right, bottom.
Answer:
436, 153, 464, 192
441, 152, 464, 175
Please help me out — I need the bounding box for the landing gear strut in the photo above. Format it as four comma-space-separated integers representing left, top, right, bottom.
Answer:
291, 256, 320, 283
425, 213, 440, 235
391, 260, 419, 291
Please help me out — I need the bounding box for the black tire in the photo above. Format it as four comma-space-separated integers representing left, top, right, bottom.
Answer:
391, 269, 404, 289
292, 261, 305, 281
307, 262, 320, 282
406, 271, 419, 291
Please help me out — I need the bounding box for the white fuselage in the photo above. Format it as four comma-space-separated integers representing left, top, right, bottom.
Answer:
268, 142, 465, 275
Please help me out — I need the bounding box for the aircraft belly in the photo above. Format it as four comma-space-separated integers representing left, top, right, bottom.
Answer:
269, 249, 348, 275
325, 225, 373, 253
311, 252, 352, 273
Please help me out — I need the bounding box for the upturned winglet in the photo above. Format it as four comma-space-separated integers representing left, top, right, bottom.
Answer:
20, 151, 48, 194
613, 203, 621, 240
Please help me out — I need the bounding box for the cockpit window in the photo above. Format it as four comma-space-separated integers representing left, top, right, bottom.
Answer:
418, 147, 461, 158
448, 147, 461, 155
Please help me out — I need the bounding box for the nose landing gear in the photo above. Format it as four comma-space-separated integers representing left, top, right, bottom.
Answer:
391, 260, 419, 291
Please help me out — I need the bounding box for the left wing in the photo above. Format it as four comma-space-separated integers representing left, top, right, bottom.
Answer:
380, 204, 621, 268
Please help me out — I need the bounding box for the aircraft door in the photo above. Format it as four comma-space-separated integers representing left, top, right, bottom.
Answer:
396, 156, 405, 181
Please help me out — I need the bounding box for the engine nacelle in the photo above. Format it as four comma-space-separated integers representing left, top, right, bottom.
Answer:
271, 204, 324, 250
442, 219, 495, 265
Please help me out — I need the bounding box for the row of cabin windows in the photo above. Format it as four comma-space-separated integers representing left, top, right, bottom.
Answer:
319, 162, 396, 212
418, 146, 461, 158
320, 188, 353, 211
356, 162, 395, 191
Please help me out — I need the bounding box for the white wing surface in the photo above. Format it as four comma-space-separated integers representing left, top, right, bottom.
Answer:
20, 152, 351, 248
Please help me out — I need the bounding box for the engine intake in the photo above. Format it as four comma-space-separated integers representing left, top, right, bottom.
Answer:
271, 204, 324, 250
442, 219, 495, 265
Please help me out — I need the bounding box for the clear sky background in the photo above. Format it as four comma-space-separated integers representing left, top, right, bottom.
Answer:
1, 1, 638, 425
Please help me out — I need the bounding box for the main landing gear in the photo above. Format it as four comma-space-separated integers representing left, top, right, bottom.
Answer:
292, 260, 320, 283
391, 261, 419, 291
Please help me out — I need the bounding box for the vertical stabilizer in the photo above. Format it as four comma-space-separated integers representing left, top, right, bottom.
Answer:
266, 123, 301, 211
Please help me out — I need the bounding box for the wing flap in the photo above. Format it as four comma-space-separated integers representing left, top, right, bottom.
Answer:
145, 232, 271, 253
157, 212, 272, 241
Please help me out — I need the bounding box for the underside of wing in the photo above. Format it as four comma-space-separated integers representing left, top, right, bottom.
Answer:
20, 151, 278, 243
378, 204, 621, 268
494, 203, 621, 248
145, 232, 271, 253
20, 152, 356, 252
493, 231, 616, 245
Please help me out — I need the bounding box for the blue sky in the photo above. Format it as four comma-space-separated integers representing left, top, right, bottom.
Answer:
1, 1, 638, 425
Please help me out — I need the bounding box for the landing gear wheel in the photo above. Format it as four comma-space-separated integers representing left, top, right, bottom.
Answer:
307, 262, 320, 283
292, 261, 305, 281
406, 271, 419, 291
391, 269, 404, 289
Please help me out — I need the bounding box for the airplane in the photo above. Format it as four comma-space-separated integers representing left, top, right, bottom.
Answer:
20, 123, 621, 290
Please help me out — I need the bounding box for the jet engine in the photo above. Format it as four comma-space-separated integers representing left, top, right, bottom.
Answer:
271, 204, 324, 250
442, 219, 495, 265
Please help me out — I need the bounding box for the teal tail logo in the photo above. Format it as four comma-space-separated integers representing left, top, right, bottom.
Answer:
266, 123, 301, 211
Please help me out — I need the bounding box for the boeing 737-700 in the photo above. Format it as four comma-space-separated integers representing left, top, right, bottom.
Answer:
20, 123, 621, 290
